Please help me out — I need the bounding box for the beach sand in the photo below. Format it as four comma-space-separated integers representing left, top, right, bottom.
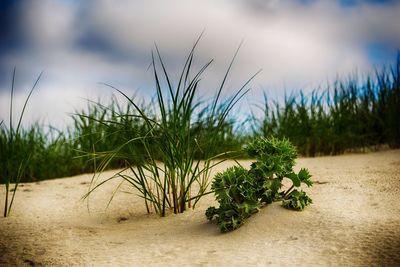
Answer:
1, 149, 399, 266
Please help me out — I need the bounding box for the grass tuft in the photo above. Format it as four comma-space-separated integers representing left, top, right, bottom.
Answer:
255, 53, 400, 156
82, 39, 257, 216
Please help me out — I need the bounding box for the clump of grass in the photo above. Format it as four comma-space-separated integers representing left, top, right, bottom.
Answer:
71, 96, 150, 173
0, 69, 42, 217
206, 137, 313, 232
0, 70, 85, 189
1, 123, 86, 182
83, 39, 259, 216
72, 94, 247, 174
256, 53, 400, 155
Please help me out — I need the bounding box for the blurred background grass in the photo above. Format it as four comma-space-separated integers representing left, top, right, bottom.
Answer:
1, 54, 399, 183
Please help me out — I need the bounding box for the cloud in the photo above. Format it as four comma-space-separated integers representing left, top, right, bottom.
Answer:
0, 0, 399, 127
76, 0, 399, 88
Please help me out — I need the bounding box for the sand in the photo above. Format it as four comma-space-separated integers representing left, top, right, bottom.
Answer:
1, 149, 399, 266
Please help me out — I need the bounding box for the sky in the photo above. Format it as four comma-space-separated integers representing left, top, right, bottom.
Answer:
0, 0, 399, 128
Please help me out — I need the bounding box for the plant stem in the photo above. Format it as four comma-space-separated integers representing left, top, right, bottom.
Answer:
4, 182, 9, 217
283, 185, 294, 199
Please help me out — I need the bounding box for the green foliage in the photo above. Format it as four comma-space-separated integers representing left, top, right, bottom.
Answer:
0, 125, 83, 183
71, 97, 150, 172
298, 168, 313, 187
83, 38, 258, 216
206, 137, 313, 232
1, 69, 41, 217
282, 190, 312, 211
246, 136, 296, 179
1, 54, 399, 187
256, 53, 400, 155
206, 166, 260, 232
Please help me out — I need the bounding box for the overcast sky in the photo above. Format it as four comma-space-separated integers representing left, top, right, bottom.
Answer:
1, 0, 399, 128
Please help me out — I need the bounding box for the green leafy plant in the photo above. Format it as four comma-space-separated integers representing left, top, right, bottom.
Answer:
1, 68, 42, 217
206, 137, 313, 232
282, 190, 312, 211
205, 166, 260, 232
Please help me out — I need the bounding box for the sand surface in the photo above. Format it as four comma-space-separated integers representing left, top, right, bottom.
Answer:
1, 149, 399, 266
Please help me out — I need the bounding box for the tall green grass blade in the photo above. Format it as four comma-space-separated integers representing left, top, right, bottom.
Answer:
2, 70, 42, 217
16, 71, 43, 134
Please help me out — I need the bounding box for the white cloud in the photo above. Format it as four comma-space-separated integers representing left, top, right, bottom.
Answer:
1, 0, 399, 127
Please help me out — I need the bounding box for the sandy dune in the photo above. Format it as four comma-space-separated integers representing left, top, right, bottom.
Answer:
1, 149, 399, 266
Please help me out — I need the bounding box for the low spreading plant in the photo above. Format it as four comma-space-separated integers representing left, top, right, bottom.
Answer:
206, 136, 313, 232
282, 189, 312, 210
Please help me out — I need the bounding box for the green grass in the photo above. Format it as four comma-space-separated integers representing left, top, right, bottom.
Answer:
1, 50, 399, 193
82, 39, 259, 215
1, 69, 42, 216
255, 53, 400, 156
71, 96, 150, 172
0, 72, 86, 187
0, 124, 83, 181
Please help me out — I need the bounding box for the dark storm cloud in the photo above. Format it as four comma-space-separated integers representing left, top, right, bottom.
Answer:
0, 1, 20, 53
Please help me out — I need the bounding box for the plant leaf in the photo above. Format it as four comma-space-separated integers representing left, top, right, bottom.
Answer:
287, 172, 301, 187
